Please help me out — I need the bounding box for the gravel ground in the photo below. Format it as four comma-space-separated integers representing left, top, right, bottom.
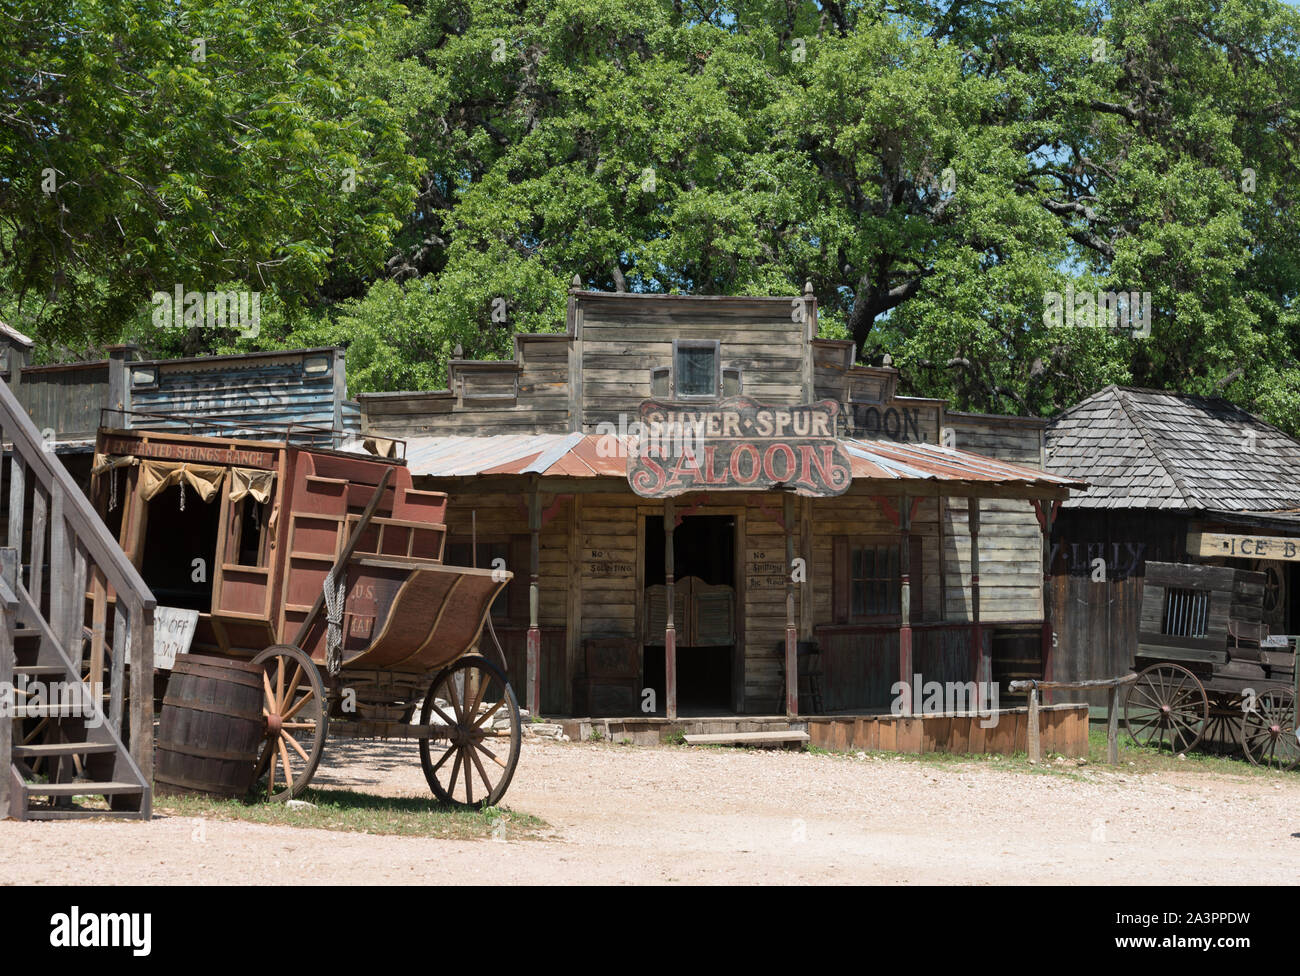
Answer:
3, 737, 1299, 885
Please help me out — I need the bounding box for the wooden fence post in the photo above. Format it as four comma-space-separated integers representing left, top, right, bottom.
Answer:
1107, 684, 1121, 765
1027, 685, 1040, 763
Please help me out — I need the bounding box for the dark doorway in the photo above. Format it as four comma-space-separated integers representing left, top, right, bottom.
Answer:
643, 514, 735, 713
140, 484, 222, 612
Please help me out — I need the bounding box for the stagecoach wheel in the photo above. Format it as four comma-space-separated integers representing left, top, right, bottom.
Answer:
1124, 663, 1209, 754
419, 655, 521, 809
1241, 689, 1300, 772
251, 644, 329, 801
1202, 692, 1246, 755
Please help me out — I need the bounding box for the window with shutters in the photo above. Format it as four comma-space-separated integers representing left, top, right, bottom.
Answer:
832, 534, 925, 624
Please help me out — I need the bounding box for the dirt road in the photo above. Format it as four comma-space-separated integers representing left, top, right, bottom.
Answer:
3, 738, 1298, 885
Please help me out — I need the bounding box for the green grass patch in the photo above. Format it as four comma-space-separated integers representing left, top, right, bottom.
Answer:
156, 788, 547, 839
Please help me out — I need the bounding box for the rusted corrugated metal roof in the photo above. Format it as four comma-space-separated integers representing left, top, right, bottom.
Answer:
406, 433, 630, 477
842, 439, 1084, 487
404, 432, 1082, 489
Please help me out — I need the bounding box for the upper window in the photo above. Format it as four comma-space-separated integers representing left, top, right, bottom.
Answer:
673, 339, 719, 398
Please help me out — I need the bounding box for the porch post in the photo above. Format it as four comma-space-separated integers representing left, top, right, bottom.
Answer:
969, 497, 985, 688
899, 493, 913, 716
664, 496, 677, 721
526, 487, 541, 716
783, 491, 797, 717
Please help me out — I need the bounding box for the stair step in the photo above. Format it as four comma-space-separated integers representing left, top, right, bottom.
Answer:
14, 742, 117, 758
19, 806, 147, 821
12, 705, 97, 719
14, 627, 42, 639
683, 730, 810, 746
20, 781, 144, 797
14, 664, 68, 677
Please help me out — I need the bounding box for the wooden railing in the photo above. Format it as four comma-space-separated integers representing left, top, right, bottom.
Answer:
0, 377, 156, 812
1010, 673, 1139, 764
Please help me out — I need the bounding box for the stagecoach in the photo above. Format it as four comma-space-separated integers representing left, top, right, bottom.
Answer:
91, 412, 522, 804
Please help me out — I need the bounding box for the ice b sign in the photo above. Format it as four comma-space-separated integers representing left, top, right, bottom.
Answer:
628, 396, 852, 498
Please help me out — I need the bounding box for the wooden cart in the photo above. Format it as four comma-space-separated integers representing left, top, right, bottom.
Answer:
1124, 561, 1298, 770
91, 415, 523, 804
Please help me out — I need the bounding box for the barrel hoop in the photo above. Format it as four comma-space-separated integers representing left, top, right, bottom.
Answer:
168, 662, 263, 690
156, 741, 266, 763
155, 774, 251, 794
161, 695, 265, 720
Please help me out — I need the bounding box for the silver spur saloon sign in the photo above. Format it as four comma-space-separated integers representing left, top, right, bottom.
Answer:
627, 397, 852, 498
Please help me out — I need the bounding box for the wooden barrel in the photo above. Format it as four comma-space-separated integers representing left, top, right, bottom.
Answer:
156, 655, 265, 798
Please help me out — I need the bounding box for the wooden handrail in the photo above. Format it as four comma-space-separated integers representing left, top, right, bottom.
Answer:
1009, 674, 1139, 693
2, 376, 156, 789
0, 379, 154, 611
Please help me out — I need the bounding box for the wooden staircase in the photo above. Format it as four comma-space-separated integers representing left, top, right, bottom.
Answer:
1, 378, 156, 820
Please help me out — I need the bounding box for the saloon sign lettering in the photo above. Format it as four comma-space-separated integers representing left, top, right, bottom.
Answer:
628, 397, 852, 498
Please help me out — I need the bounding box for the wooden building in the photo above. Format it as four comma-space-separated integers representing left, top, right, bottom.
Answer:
0, 329, 359, 465
1044, 386, 1300, 707
360, 284, 1083, 719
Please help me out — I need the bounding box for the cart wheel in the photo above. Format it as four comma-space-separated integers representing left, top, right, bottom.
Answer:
1124, 663, 1209, 754
1241, 689, 1300, 772
419, 655, 521, 809
251, 644, 329, 801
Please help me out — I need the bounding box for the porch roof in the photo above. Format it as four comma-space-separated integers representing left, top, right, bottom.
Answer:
401, 432, 1082, 491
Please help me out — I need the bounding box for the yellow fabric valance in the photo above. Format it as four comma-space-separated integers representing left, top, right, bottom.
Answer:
230, 466, 275, 504
138, 459, 225, 503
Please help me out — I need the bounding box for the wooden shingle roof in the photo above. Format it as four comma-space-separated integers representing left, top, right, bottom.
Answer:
1044, 385, 1300, 511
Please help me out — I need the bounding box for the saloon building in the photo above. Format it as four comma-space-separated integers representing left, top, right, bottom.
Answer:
360, 283, 1082, 719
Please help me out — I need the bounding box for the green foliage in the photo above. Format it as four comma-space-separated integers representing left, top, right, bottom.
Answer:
5, 0, 1299, 433
0, 0, 417, 354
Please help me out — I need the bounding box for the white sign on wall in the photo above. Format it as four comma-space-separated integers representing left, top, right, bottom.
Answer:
153, 606, 200, 670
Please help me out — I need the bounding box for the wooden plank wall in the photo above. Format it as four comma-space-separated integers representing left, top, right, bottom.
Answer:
577, 296, 805, 430
364, 336, 572, 436
942, 415, 1046, 623
436, 488, 574, 704
578, 493, 639, 641
739, 494, 792, 711
1048, 509, 1188, 706
813, 624, 990, 711
18, 364, 110, 440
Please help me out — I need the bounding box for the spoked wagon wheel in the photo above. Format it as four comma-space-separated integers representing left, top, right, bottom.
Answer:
419, 655, 521, 809
1124, 663, 1209, 754
251, 644, 329, 801
1241, 689, 1300, 772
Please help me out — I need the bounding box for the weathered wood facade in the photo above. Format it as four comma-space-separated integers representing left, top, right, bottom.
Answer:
362, 286, 1080, 718
0, 334, 359, 458
1044, 386, 1300, 708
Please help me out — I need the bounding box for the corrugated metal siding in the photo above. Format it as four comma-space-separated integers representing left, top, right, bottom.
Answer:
130, 355, 340, 444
